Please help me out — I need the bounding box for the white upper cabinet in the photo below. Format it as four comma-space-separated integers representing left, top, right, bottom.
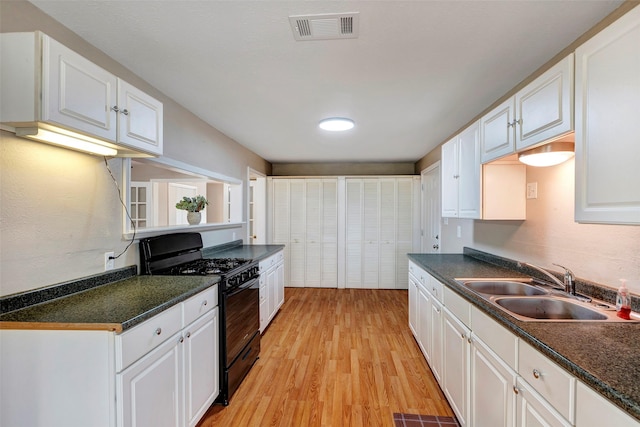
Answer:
43, 34, 117, 140
0, 32, 163, 156
480, 98, 516, 163
117, 79, 164, 155
574, 6, 640, 225
481, 54, 574, 163
441, 121, 481, 219
515, 54, 574, 151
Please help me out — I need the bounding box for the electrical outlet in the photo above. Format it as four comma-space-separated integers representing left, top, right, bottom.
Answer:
104, 252, 115, 271
526, 182, 538, 199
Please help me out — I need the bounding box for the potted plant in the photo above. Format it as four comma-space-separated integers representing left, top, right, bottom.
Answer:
175, 195, 208, 225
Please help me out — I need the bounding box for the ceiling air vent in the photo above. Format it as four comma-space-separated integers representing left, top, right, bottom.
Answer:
289, 12, 359, 41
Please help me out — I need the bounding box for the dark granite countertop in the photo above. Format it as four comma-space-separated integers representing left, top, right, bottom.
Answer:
0, 275, 219, 333
202, 242, 285, 261
408, 251, 640, 422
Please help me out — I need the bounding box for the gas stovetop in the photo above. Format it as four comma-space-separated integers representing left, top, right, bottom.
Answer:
159, 258, 252, 276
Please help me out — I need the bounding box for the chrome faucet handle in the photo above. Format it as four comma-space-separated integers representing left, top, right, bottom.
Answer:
552, 263, 575, 294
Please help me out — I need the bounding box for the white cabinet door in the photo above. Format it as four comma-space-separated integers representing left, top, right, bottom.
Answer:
417, 281, 432, 362
457, 122, 481, 219
275, 259, 285, 311
575, 381, 639, 427
408, 271, 419, 337
574, 6, 640, 225
117, 79, 163, 155
515, 54, 573, 151
441, 137, 459, 218
184, 309, 218, 427
515, 378, 571, 427
443, 308, 470, 427
118, 332, 182, 427
44, 34, 117, 140
430, 297, 444, 385
481, 98, 516, 163
470, 337, 516, 427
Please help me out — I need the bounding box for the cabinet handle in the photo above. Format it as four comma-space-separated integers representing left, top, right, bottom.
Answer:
460, 332, 465, 339
203, 300, 208, 306
513, 386, 520, 395
178, 336, 184, 343
532, 369, 541, 379
186, 332, 191, 338
111, 106, 120, 113
155, 327, 162, 335
467, 337, 472, 344
120, 109, 129, 116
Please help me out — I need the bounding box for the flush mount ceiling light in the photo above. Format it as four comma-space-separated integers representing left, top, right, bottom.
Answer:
318, 117, 355, 132
518, 141, 575, 167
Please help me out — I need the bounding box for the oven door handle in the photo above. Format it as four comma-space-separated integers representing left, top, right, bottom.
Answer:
226, 277, 259, 297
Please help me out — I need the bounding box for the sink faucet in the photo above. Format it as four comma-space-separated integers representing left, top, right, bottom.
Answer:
518, 261, 576, 295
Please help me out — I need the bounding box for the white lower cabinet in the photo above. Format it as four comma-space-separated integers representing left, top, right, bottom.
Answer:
443, 306, 471, 427
0, 286, 218, 427
430, 296, 444, 385
406, 260, 638, 427
515, 377, 571, 427
470, 336, 516, 427
118, 288, 219, 427
576, 381, 639, 427
118, 331, 183, 427
417, 279, 432, 361
259, 249, 285, 333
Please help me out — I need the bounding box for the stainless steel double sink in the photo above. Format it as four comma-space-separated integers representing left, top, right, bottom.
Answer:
457, 279, 637, 322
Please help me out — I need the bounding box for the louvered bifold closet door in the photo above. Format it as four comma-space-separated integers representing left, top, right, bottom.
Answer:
378, 179, 396, 289
346, 179, 364, 288
272, 179, 291, 287
305, 180, 322, 287
288, 180, 306, 287
320, 180, 338, 287
362, 179, 380, 289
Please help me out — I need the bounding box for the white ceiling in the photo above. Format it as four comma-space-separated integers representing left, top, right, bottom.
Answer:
29, 0, 623, 164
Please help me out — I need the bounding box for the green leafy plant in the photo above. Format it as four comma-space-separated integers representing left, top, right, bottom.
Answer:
175, 195, 209, 212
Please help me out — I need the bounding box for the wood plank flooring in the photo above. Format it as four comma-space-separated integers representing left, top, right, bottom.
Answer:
197, 288, 453, 427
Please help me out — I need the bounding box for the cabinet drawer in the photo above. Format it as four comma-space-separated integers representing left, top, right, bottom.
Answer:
183, 286, 217, 326
116, 303, 182, 371
518, 340, 575, 423
470, 306, 517, 369
444, 287, 470, 327
409, 261, 429, 286
429, 277, 444, 303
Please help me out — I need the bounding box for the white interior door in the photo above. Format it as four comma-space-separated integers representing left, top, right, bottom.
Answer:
422, 163, 442, 253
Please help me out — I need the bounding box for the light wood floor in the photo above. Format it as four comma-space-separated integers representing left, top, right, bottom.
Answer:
197, 288, 453, 427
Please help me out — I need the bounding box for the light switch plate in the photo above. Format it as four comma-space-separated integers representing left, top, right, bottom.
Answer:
526, 182, 538, 199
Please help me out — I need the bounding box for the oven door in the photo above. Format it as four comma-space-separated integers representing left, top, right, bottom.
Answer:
224, 277, 260, 366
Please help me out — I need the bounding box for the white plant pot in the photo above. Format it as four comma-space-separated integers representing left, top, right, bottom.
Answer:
187, 211, 201, 225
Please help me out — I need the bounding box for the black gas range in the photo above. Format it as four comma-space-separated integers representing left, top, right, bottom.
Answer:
139, 232, 260, 406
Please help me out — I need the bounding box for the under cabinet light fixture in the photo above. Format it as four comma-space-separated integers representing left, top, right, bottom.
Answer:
518, 141, 574, 167
15, 126, 118, 156
318, 117, 355, 131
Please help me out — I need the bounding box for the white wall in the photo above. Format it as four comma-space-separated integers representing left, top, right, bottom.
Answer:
440, 158, 640, 294
0, 1, 270, 297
